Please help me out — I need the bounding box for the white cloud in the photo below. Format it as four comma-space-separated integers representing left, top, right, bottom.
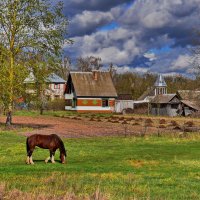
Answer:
170, 54, 191, 70
144, 52, 157, 61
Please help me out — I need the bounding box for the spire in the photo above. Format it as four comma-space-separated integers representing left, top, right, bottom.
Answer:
154, 74, 167, 95
154, 74, 167, 87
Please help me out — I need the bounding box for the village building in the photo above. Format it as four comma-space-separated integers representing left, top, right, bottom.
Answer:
115, 94, 134, 113
24, 72, 66, 100
150, 94, 181, 116
176, 90, 200, 116
149, 78, 200, 116
65, 71, 118, 113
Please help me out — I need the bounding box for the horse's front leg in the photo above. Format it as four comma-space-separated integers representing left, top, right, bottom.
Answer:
27, 150, 34, 165
50, 151, 56, 163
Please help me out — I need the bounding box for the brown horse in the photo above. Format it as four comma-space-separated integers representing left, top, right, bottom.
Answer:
26, 134, 67, 164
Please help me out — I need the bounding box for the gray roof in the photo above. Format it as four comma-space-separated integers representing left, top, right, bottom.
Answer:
24, 72, 66, 83
154, 74, 167, 87
177, 90, 200, 101
138, 87, 155, 100
151, 94, 177, 104
70, 71, 118, 97
181, 100, 200, 111
47, 73, 66, 83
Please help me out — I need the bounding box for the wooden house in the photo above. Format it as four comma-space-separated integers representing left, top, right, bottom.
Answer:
65, 71, 118, 113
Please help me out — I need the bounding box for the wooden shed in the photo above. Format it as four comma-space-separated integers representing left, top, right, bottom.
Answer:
150, 94, 181, 116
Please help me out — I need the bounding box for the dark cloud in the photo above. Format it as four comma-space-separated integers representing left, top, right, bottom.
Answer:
64, 0, 133, 16
64, 0, 200, 75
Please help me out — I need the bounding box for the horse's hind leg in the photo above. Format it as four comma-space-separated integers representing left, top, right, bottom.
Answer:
45, 151, 51, 163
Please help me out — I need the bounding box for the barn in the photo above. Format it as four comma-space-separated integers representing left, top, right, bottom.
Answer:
150, 94, 181, 116
65, 71, 118, 113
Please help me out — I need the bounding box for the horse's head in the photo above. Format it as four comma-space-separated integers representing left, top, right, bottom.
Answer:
60, 151, 66, 164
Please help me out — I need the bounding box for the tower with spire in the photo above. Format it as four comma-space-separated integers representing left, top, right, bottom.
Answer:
154, 74, 167, 96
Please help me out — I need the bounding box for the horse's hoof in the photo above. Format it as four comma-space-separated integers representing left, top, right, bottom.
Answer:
51, 161, 55, 164
30, 162, 34, 165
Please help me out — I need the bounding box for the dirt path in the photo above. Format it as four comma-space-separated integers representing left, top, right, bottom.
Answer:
0, 116, 125, 138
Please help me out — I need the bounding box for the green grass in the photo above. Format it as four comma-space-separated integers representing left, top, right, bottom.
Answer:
0, 131, 200, 199
13, 110, 113, 118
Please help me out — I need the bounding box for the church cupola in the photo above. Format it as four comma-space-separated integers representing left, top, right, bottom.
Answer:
154, 74, 167, 95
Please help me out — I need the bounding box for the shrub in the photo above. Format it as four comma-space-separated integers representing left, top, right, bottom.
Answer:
46, 99, 66, 111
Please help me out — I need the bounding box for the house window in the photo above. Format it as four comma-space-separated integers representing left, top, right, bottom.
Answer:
102, 99, 109, 107
54, 84, 60, 89
171, 104, 178, 109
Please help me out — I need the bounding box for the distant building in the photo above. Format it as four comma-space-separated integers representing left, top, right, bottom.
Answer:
24, 72, 66, 100
150, 94, 180, 116
115, 94, 134, 113
65, 71, 118, 113
138, 74, 167, 102
154, 74, 167, 95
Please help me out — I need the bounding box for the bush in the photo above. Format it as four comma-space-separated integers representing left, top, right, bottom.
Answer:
46, 99, 66, 111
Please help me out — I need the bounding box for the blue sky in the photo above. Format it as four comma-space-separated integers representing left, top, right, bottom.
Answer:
61, 0, 200, 75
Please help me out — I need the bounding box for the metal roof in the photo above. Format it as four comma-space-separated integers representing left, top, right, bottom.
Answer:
154, 74, 167, 87
47, 73, 66, 83
24, 72, 66, 83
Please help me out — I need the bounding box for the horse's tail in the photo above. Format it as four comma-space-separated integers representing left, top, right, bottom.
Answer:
26, 137, 30, 155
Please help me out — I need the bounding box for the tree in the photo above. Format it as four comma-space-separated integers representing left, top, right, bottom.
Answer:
76, 56, 103, 72
0, 0, 68, 125
58, 55, 71, 80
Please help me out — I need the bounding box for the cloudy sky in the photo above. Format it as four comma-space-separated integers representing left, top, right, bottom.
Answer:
62, 0, 200, 75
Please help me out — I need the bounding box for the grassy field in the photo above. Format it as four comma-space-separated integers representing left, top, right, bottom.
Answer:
0, 130, 200, 199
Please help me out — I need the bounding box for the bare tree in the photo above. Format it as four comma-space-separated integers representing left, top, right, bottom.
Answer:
58, 56, 71, 80
76, 56, 103, 71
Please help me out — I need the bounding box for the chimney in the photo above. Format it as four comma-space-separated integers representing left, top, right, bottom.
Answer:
92, 70, 98, 81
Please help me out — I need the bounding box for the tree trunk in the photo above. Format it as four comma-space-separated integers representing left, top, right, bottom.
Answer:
40, 107, 44, 115
6, 111, 12, 126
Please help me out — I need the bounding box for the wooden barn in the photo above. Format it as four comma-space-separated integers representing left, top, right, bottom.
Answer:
176, 90, 200, 116
65, 71, 118, 113
150, 94, 181, 116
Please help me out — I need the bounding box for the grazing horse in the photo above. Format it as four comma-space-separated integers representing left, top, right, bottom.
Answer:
26, 134, 67, 164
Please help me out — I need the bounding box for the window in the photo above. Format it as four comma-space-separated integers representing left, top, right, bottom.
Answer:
54, 84, 60, 89
171, 104, 178, 109
102, 99, 109, 107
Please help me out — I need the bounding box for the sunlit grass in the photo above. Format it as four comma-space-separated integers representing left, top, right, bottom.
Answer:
0, 131, 200, 199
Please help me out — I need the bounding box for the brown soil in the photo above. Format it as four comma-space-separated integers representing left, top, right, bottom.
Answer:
0, 115, 190, 138
0, 116, 125, 138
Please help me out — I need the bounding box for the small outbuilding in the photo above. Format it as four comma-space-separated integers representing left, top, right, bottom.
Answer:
150, 94, 181, 116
